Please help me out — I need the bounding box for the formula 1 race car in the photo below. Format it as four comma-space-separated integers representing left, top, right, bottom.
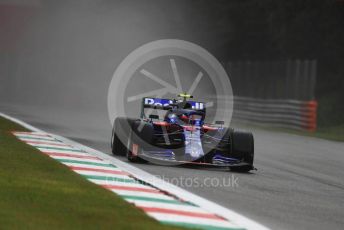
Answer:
111, 94, 255, 172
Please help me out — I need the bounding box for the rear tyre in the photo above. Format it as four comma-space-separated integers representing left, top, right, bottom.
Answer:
230, 131, 254, 172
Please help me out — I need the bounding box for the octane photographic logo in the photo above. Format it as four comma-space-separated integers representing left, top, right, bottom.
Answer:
108, 39, 233, 165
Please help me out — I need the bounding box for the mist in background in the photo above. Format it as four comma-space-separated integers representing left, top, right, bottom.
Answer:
0, 0, 234, 114
0, 0, 343, 133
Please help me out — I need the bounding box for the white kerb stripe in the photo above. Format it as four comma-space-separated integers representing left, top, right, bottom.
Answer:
126, 199, 210, 214
88, 179, 148, 189
110, 190, 173, 200
36, 148, 87, 154
27, 143, 75, 149
147, 213, 237, 229
47, 156, 104, 164
72, 170, 130, 179
61, 162, 118, 171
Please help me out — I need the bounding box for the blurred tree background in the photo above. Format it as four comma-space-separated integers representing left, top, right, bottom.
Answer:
183, 0, 344, 129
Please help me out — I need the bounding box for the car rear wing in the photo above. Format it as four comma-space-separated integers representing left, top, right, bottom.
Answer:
141, 97, 205, 118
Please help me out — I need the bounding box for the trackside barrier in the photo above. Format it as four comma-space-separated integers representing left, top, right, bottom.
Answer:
232, 97, 318, 131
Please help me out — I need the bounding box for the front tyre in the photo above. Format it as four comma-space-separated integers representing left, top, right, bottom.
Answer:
230, 131, 254, 172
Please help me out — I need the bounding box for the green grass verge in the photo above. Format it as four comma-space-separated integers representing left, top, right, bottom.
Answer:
0, 116, 182, 230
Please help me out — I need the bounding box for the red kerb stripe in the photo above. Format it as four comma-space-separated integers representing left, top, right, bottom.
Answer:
43, 152, 101, 160
25, 141, 70, 147
13, 132, 50, 137
101, 184, 161, 193
139, 206, 225, 220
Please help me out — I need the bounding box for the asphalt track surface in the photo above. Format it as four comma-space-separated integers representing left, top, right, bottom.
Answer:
1, 104, 343, 230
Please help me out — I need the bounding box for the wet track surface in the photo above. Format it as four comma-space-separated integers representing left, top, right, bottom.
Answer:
2, 104, 344, 230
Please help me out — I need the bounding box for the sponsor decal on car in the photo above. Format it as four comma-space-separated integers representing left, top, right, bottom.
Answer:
144, 97, 204, 110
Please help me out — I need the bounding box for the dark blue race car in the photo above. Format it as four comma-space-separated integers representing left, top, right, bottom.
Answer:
111, 94, 255, 172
